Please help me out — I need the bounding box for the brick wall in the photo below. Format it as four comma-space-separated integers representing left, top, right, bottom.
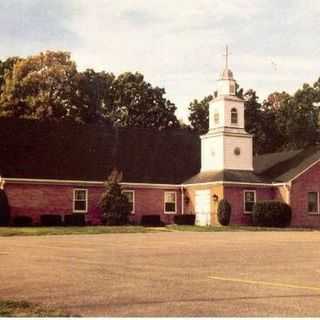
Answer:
290, 161, 320, 227
223, 185, 274, 225
4, 182, 181, 225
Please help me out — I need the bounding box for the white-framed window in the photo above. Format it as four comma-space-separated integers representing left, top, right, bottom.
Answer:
244, 190, 256, 214
308, 192, 319, 214
231, 108, 238, 124
73, 189, 88, 213
164, 191, 177, 214
123, 190, 135, 214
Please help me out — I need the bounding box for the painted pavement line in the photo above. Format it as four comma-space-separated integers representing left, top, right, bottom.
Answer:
208, 276, 320, 292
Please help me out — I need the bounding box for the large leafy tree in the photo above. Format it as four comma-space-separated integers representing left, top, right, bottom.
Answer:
0, 51, 79, 120
74, 69, 115, 124
274, 81, 320, 149
188, 95, 213, 135
108, 72, 179, 129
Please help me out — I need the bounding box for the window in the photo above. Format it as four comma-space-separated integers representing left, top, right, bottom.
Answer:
308, 192, 319, 214
123, 190, 135, 214
214, 112, 219, 125
244, 190, 256, 213
164, 191, 177, 214
73, 189, 88, 213
231, 108, 238, 124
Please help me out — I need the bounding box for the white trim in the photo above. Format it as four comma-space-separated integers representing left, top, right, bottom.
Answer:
4, 177, 180, 189
307, 191, 320, 215
181, 186, 184, 215
182, 181, 279, 187
120, 182, 180, 189
122, 190, 135, 214
243, 190, 256, 214
164, 191, 177, 214
73, 188, 88, 213
289, 159, 320, 183
5, 177, 104, 186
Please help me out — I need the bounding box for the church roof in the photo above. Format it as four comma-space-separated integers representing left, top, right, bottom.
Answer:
0, 118, 200, 184
183, 169, 269, 185
184, 146, 320, 185
0, 117, 319, 186
253, 146, 320, 182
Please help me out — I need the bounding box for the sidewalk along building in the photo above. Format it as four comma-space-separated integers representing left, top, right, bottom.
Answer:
1, 58, 320, 227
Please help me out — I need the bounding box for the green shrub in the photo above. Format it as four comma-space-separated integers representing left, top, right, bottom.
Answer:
141, 215, 163, 227
0, 190, 10, 226
40, 214, 62, 226
174, 214, 195, 225
64, 214, 85, 226
217, 199, 231, 226
252, 201, 291, 227
13, 216, 33, 227
100, 169, 130, 226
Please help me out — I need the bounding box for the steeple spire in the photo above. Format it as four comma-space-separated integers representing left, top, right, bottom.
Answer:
224, 45, 229, 70
220, 45, 234, 81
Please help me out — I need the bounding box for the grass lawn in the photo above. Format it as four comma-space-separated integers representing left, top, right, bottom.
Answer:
0, 225, 317, 236
0, 225, 169, 237
166, 224, 317, 232
0, 300, 69, 317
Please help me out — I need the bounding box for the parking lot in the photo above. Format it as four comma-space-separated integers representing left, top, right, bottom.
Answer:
1, 231, 320, 316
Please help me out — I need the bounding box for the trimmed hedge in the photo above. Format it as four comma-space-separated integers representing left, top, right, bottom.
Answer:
174, 214, 195, 225
141, 215, 163, 227
0, 190, 10, 226
64, 214, 85, 226
13, 216, 33, 227
217, 199, 232, 226
40, 214, 62, 226
252, 201, 291, 227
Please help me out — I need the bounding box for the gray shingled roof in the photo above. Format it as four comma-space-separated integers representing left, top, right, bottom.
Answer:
183, 169, 269, 185
1, 118, 320, 185
184, 146, 320, 185
254, 146, 320, 182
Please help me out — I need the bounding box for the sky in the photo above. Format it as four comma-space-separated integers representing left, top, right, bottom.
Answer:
0, 0, 319, 121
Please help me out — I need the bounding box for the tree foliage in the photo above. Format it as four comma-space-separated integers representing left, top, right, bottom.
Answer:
100, 169, 131, 226
188, 77, 320, 154
217, 199, 231, 226
0, 51, 180, 129
0, 190, 10, 226
188, 95, 212, 135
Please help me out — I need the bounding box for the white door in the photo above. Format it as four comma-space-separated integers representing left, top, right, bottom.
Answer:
195, 190, 211, 226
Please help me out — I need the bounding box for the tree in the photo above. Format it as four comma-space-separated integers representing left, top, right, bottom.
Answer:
100, 169, 131, 225
0, 189, 10, 226
0, 57, 21, 96
217, 199, 231, 226
244, 90, 284, 154
188, 95, 213, 134
272, 82, 320, 149
0, 51, 79, 120
74, 69, 115, 124
107, 72, 180, 130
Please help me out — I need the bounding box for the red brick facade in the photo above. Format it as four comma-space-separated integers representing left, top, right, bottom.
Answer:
289, 161, 320, 227
224, 185, 274, 225
4, 182, 181, 225
3, 161, 320, 228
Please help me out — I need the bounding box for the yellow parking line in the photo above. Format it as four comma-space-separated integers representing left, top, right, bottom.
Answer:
208, 276, 320, 292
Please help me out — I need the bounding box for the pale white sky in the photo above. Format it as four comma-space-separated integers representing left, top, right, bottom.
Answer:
0, 0, 319, 121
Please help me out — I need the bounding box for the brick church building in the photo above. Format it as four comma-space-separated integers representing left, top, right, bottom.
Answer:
1, 59, 320, 227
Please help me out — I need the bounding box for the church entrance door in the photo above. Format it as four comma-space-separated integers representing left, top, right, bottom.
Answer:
195, 190, 211, 226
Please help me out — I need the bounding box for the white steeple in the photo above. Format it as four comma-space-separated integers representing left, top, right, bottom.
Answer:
217, 46, 237, 96
200, 46, 253, 172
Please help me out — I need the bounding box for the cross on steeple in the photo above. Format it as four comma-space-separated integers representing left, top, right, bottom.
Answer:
223, 45, 231, 69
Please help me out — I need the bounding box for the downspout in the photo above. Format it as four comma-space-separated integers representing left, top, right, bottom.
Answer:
181, 186, 184, 215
